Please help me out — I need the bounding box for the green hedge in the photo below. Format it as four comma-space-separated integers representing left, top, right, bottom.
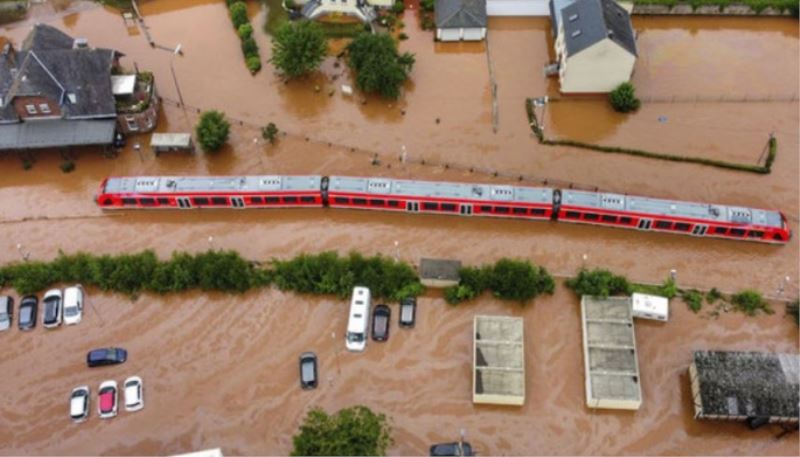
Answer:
444, 258, 554, 305
226, 1, 262, 73
525, 98, 775, 174
632, 0, 799, 15
565, 268, 632, 298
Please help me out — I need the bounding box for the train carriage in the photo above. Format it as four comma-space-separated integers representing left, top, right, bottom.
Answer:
327, 176, 555, 219
558, 190, 790, 244
97, 175, 324, 209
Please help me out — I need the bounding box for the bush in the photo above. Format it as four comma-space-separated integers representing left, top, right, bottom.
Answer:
346, 32, 415, 100
241, 36, 259, 56
445, 259, 553, 305
229, 1, 249, 29
195, 110, 230, 152
787, 300, 799, 326
609, 82, 641, 113
632, 277, 678, 299
731, 289, 772, 316
706, 287, 722, 304
271, 21, 328, 79
238, 23, 253, 40
565, 268, 631, 298
60, 160, 75, 173
420, 0, 434, 11
682, 289, 703, 313
391, 0, 405, 14
398, 32, 409, 40
291, 406, 392, 456
246, 55, 262, 72
262, 122, 279, 144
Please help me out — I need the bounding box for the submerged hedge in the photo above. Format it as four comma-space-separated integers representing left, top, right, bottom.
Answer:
444, 258, 555, 305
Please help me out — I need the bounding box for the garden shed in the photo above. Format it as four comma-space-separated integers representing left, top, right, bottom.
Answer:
473, 315, 525, 406
435, 0, 487, 42
150, 133, 194, 155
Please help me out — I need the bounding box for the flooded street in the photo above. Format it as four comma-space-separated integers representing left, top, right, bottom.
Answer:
0, 1, 798, 455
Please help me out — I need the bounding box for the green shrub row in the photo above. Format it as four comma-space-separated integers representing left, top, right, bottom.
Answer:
787, 300, 799, 326
227, 1, 262, 73
444, 258, 555, 305
632, 0, 799, 15
565, 268, 632, 298
525, 98, 775, 174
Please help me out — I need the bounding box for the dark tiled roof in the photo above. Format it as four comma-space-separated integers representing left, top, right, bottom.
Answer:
0, 119, 116, 150
435, 0, 487, 28
561, 0, 637, 57
21, 23, 76, 51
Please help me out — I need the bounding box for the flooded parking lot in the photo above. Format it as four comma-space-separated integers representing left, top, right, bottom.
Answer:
0, 1, 797, 455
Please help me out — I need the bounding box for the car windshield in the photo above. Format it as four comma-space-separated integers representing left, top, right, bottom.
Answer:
347, 332, 364, 343
64, 307, 79, 317
401, 305, 413, 321
20, 307, 31, 322
374, 315, 387, 332
301, 361, 314, 381
44, 303, 57, 320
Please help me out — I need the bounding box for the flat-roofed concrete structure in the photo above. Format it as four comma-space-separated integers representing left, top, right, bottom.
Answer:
690, 350, 799, 428
420, 258, 462, 288
580, 296, 642, 410
473, 315, 525, 406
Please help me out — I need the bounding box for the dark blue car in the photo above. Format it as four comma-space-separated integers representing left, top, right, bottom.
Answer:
86, 347, 128, 367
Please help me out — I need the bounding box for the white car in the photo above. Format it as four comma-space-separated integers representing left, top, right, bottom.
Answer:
63, 285, 85, 326
42, 289, 63, 329
124, 376, 144, 412
98, 380, 118, 419
69, 386, 90, 423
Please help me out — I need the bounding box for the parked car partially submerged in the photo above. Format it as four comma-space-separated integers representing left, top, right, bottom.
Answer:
124, 376, 144, 412
0, 296, 13, 332
63, 285, 85, 326
299, 352, 318, 390
18, 295, 38, 331
372, 304, 391, 342
399, 297, 416, 328
42, 289, 63, 328
70, 386, 90, 423
87, 348, 128, 367
98, 380, 118, 419
430, 442, 474, 456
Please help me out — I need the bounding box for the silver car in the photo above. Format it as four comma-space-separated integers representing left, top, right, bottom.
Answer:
0, 296, 13, 332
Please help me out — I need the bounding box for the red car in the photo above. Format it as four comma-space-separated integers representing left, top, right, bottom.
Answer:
98, 380, 118, 419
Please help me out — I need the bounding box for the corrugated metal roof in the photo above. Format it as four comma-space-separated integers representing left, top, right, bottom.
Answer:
103, 175, 322, 194
0, 119, 115, 150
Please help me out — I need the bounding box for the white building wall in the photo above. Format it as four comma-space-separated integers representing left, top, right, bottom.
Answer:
487, 0, 549, 16
437, 27, 487, 41
560, 38, 636, 93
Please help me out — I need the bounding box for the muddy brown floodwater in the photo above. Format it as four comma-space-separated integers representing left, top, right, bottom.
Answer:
0, 1, 798, 455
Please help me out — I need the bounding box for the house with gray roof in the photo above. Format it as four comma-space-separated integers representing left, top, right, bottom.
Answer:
0, 24, 159, 152
549, 0, 637, 93
435, 0, 487, 41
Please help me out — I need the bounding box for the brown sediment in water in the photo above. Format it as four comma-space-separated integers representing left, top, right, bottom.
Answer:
0, 2, 796, 455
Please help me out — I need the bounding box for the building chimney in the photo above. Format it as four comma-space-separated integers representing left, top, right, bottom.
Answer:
73, 38, 88, 49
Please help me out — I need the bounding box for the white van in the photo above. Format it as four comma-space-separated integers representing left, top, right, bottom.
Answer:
345, 287, 371, 352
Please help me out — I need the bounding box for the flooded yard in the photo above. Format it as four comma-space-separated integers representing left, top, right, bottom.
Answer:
0, 1, 797, 455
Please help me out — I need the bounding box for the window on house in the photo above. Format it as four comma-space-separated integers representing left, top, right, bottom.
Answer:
126, 116, 138, 132
571, 30, 582, 38
25, 104, 37, 115
568, 13, 578, 22
38, 104, 51, 114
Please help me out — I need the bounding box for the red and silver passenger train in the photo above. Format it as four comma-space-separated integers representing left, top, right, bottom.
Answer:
96, 175, 792, 245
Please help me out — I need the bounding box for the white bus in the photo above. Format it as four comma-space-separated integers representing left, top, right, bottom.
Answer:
346, 287, 371, 352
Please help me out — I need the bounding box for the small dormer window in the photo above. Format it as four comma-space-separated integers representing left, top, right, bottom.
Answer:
67, 92, 77, 104
39, 103, 51, 114
25, 104, 37, 115
571, 29, 582, 38
568, 13, 578, 22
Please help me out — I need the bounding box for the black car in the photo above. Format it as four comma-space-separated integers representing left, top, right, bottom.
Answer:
430, 442, 474, 456
299, 352, 318, 390
399, 297, 416, 328
371, 304, 391, 342
18, 295, 38, 331
86, 348, 128, 367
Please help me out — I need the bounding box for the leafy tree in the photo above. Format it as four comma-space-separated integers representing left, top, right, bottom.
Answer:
609, 82, 641, 113
262, 122, 279, 144
238, 23, 253, 40
246, 55, 262, 73
346, 32, 415, 99
420, 0, 434, 11
271, 21, 327, 79
489, 258, 554, 303
195, 110, 230, 152
241, 36, 259, 56
565, 268, 631, 298
391, 0, 405, 14
229, 1, 249, 29
291, 406, 392, 456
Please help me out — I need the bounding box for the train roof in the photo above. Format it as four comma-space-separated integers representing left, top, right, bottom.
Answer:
561, 189, 783, 228
104, 175, 322, 194
328, 176, 553, 204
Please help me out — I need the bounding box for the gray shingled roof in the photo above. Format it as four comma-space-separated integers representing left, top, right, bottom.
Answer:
0, 119, 116, 150
561, 0, 637, 57
21, 23, 76, 51
435, 0, 487, 29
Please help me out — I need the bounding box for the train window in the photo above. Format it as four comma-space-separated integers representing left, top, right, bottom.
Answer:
565, 211, 580, 219
265, 196, 280, 204
730, 228, 746, 236
674, 223, 690, 231
370, 199, 385, 206
512, 207, 527, 215
441, 203, 457, 212
301, 196, 316, 203
387, 200, 400, 207
423, 202, 438, 210
583, 213, 599, 221
773, 233, 784, 241
480, 205, 492, 212
122, 198, 137, 205
655, 220, 672, 229
211, 197, 227, 205
352, 198, 367, 205
139, 198, 156, 206
494, 206, 510, 214
713, 227, 727, 234
250, 196, 263, 204
601, 215, 617, 223
192, 197, 209, 205
334, 197, 349, 204
620, 217, 632, 224
157, 198, 170, 205
283, 196, 299, 204
747, 230, 764, 238
532, 208, 546, 216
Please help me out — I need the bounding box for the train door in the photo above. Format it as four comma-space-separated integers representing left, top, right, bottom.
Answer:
231, 197, 245, 208
406, 201, 419, 213
637, 218, 652, 230
460, 204, 473, 216
177, 197, 192, 209
692, 224, 708, 236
